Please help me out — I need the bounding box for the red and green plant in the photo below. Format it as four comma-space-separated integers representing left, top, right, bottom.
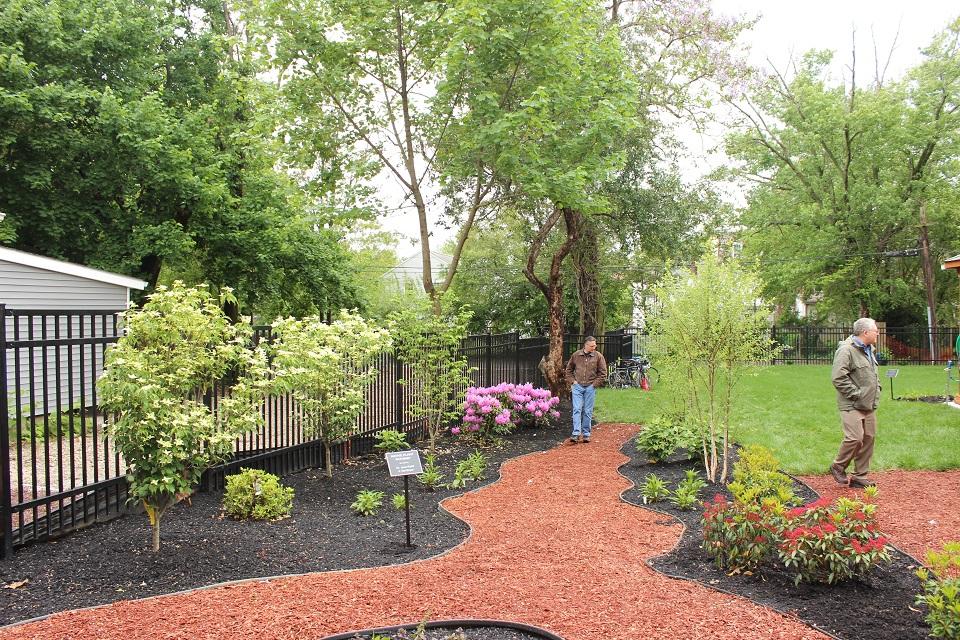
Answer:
701, 494, 776, 572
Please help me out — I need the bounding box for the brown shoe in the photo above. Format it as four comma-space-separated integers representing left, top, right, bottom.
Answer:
569, 437, 579, 444
829, 463, 848, 486
582, 437, 590, 443
849, 478, 876, 489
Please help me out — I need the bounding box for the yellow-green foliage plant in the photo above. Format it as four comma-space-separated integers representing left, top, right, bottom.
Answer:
223, 469, 294, 520
99, 283, 271, 552
916, 542, 960, 639
727, 444, 797, 506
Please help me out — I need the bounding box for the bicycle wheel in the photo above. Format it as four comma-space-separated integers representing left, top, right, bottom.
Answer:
644, 367, 660, 385
608, 370, 627, 389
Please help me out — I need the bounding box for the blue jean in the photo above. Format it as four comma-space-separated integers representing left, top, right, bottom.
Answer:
571, 383, 596, 438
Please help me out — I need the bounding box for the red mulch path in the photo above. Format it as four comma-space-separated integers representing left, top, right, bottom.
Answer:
0, 424, 899, 640
800, 469, 960, 565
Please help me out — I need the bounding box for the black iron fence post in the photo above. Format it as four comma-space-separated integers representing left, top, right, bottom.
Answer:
484, 332, 492, 387
513, 332, 521, 384
394, 353, 404, 429
0, 305, 12, 559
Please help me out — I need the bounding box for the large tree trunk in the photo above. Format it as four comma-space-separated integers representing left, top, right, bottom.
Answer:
523, 206, 581, 398
571, 213, 602, 336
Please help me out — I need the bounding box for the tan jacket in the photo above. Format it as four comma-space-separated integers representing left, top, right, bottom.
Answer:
831, 336, 880, 411
565, 349, 607, 387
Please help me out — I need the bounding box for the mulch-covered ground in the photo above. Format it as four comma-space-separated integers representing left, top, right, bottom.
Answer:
1, 423, 829, 640
619, 442, 956, 640
0, 422, 956, 640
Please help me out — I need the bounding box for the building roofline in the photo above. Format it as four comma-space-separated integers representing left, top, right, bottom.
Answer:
0, 247, 148, 290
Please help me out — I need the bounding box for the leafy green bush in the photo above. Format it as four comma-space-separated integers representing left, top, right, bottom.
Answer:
223, 468, 294, 521
670, 470, 707, 510
462, 451, 488, 481
418, 454, 444, 491
635, 414, 698, 462
351, 489, 384, 516
915, 542, 960, 639
727, 444, 797, 506
374, 429, 409, 453
641, 474, 670, 504
392, 492, 407, 510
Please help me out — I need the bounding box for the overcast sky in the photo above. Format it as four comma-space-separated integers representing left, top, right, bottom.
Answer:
380, 2, 959, 252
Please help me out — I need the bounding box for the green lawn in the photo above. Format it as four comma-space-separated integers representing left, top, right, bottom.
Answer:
595, 365, 960, 475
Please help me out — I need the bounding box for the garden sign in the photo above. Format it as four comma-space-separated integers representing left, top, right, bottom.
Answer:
385, 450, 423, 548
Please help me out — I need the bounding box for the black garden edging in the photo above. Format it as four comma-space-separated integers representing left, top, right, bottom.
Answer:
322, 618, 565, 640
616, 438, 930, 640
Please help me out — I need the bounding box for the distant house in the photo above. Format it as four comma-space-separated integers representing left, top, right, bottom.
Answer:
0, 247, 147, 415
382, 251, 452, 293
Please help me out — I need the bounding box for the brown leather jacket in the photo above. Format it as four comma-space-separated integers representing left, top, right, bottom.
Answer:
565, 349, 607, 387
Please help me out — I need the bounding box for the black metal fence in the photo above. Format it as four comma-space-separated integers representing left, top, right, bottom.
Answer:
1, 306, 632, 558
771, 326, 959, 364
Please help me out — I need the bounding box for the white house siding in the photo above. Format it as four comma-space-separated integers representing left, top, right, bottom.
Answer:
1, 259, 128, 418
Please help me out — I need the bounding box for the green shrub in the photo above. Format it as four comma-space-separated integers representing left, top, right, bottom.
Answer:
915, 542, 960, 639
463, 451, 488, 481
351, 489, 384, 516
635, 414, 699, 462
727, 444, 797, 506
223, 468, 294, 521
641, 474, 670, 504
374, 429, 409, 453
670, 470, 707, 510
392, 492, 407, 510
418, 454, 444, 491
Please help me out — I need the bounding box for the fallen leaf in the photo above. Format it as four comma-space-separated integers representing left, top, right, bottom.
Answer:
4, 579, 29, 589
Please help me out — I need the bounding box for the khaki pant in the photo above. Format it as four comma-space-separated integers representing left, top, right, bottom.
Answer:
834, 409, 876, 482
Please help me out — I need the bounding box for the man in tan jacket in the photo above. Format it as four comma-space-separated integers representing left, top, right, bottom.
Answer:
565, 337, 607, 443
830, 318, 881, 488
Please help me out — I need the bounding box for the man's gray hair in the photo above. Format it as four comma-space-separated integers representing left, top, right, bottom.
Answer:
852, 318, 877, 336
584, 336, 597, 345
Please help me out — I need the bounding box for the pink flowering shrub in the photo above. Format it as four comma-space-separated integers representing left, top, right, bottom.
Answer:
455, 383, 560, 441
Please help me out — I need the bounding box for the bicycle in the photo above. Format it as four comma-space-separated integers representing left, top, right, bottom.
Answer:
607, 356, 659, 389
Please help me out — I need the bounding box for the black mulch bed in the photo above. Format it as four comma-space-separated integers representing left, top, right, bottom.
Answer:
0, 418, 570, 628
324, 620, 562, 640
618, 438, 929, 640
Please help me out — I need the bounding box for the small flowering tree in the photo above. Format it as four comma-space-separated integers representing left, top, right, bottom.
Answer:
269, 311, 391, 478
389, 296, 472, 455
99, 283, 271, 552
456, 383, 561, 442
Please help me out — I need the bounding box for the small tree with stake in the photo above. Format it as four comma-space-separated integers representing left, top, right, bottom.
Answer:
650, 253, 776, 483
389, 296, 473, 456
269, 311, 391, 478
99, 282, 271, 552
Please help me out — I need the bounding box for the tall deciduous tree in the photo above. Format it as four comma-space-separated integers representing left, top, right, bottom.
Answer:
726, 19, 960, 325
0, 0, 357, 317
436, 0, 636, 396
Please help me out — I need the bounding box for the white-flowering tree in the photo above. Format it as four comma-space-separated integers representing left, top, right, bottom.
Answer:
99, 282, 271, 552
269, 311, 391, 478
650, 253, 775, 482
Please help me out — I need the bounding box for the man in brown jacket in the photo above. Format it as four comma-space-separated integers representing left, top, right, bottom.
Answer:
565, 337, 607, 443
829, 318, 881, 488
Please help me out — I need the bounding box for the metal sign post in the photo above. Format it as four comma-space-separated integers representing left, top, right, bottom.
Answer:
385, 450, 423, 548
886, 369, 899, 401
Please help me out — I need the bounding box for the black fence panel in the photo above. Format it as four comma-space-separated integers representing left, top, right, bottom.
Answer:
771, 326, 959, 364
1, 308, 646, 558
